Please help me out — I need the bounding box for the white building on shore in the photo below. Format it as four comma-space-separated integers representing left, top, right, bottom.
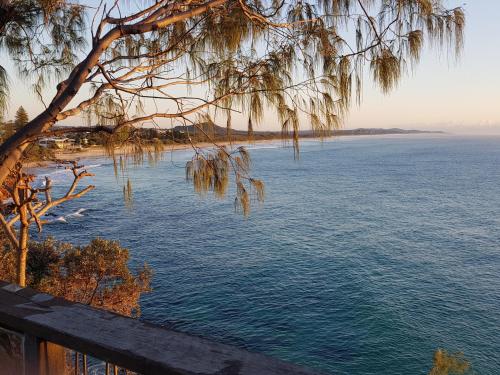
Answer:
38, 137, 76, 149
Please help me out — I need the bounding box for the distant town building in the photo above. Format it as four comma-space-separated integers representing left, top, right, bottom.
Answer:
38, 137, 76, 149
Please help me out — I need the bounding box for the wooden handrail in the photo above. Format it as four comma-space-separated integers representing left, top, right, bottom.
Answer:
0, 281, 322, 375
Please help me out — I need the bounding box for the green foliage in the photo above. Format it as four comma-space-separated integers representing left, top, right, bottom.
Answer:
26, 237, 62, 287
23, 143, 55, 162
14, 106, 28, 131
78, 0, 465, 144
186, 145, 263, 215
0, 236, 151, 317
0, 120, 16, 141
1, 108, 52, 161
74, 0, 464, 209
0, 0, 86, 113
0, 236, 16, 282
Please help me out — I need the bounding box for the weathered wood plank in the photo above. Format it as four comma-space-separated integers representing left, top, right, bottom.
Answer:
0, 282, 323, 375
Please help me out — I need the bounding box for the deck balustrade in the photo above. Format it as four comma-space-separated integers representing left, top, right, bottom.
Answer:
0, 281, 321, 375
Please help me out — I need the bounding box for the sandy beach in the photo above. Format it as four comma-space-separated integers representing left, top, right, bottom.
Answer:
25, 138, 287, 169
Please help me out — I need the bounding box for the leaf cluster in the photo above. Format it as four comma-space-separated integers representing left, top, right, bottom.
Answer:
0, 0, 86, 110
0, 236, 151, 317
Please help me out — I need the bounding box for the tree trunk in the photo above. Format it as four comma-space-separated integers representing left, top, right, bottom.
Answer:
0, 26, 128, 187
17, 203, 28, 287
0, 144, 29, 186
0, 115, 56, 186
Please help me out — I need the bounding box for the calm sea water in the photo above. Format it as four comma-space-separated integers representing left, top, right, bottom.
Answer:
36, 135, 500, 374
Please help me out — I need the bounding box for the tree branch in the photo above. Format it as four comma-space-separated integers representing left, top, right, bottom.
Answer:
0, 212, 19, 248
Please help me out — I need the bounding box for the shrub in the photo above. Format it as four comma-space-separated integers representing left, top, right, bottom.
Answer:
0, 237, 151, 317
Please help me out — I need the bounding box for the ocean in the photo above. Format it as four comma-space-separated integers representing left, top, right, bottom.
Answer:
34, 134, 500, 374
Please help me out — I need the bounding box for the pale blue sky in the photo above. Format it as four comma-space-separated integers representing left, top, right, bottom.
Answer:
347, 1, 500, 132
3, 1, 499, 133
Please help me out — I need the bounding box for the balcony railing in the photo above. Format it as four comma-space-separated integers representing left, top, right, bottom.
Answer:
0, 280, 322, 375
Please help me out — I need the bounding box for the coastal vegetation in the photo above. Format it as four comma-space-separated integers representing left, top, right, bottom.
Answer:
56, 123, 445, 146
0, 107, 28, 142
0, 160, 95, 285
1, 107, 55, 161
0, 235, 151, 316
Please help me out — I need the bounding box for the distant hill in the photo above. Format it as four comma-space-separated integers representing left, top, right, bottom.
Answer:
50, 124, 443, 147
318, 127, 443, 136
173, 123, 252, 137
171, 123, 443, 138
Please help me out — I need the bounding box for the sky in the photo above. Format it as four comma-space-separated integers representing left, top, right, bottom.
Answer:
3, 1, 500, 133
346, 1, 500, 133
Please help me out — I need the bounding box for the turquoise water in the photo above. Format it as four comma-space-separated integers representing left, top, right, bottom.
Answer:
37, 135, 500, 374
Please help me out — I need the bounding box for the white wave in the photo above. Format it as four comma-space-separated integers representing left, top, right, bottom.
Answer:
83, 164, 102, 169
246, 145, 280, 150
66, 208, 87, 218
46, 216, 67, 224
34, 163, 101, 186
37, 163, 101, 177
42, 211, 68, 224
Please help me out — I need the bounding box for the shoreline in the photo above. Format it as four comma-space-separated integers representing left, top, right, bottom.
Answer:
25, 132, 446, 169
25, 138, 285, 169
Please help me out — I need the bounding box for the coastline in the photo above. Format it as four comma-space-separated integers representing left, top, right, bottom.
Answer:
24, 138, 285, 169
24, 131, 445, 169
